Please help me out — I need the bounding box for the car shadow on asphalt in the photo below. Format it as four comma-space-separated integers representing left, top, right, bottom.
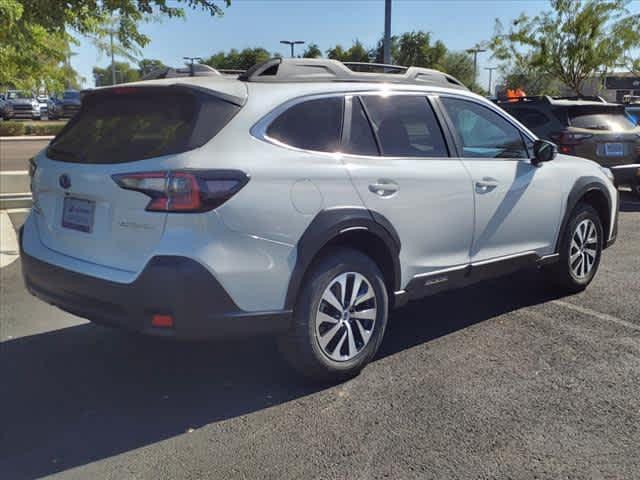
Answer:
0, 267, 564, 479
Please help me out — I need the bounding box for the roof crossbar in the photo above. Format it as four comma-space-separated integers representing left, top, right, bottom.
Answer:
238, 58, 468, 90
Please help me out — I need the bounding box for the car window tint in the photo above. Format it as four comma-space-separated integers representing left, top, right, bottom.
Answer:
342, 97, 379, 156
512, 108, 550, 128
267, 97, 343, 152
360, 95, 448, 157
568, 106, 636, 131
441, 97, 528, 159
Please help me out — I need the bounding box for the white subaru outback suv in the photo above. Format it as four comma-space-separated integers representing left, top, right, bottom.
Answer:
21, 58, 618, 382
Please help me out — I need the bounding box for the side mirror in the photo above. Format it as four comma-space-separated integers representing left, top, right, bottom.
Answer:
532, 139, 557, 165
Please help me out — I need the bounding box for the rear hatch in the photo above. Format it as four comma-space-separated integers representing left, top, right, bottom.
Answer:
32, 83, 243, 273
565, 104, 640, 167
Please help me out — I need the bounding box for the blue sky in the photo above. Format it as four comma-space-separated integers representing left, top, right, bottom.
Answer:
72, 0, 638, 90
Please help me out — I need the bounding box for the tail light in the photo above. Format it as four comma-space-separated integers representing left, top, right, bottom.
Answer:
551, 131, 593, 154
112, 170, 249, 213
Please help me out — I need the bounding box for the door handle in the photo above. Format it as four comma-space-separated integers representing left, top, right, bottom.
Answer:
475, 177, 499, 193
369, 180, 399, 197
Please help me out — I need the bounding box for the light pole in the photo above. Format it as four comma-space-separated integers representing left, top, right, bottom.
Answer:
183, 56, 203, 76
485, 66, 497, 96
466, 45, 487, 86
383, 0, 392, 64
280, 40, 305, 58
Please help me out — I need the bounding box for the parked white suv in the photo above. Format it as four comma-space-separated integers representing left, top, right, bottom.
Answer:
21, 59, 619, 381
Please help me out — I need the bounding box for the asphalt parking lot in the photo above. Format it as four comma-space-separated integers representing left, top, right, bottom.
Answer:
0, 195, 638, 480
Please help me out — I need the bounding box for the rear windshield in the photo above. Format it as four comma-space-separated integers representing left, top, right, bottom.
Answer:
568, 106, 636, 131
47, 88, 240, 164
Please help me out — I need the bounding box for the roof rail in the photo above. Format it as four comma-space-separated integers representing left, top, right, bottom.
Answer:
342, 62, 408, 73
238, 58, 468, 90
551, 95, 606, 102
142, 64, 221, 80
494, 95, 552, 104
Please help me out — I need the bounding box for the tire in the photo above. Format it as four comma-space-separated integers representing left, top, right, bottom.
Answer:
278, 247, 389, 383
546, 202, 603, 293
632, 176, 640, 199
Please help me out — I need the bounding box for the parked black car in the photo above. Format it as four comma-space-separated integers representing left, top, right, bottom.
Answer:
0, 94, 13, 120
47, 90, 81, 119
497, 95, 640, 197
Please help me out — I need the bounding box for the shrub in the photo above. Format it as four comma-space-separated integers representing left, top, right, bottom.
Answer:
0, 121, 26, 136
0, 120, 66, 137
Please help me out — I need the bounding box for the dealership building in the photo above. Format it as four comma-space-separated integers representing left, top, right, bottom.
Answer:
581, 72, 640, 103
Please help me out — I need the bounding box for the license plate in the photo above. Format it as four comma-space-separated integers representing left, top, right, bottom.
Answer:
604, 142, 624, 157
62, 197, 95, 233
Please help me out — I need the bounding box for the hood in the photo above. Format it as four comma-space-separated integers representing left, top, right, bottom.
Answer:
8, 98, 36, 106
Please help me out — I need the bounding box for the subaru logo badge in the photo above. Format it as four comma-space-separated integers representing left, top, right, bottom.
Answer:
59, 174, 71, 189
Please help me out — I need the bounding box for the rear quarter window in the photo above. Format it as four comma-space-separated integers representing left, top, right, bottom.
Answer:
266, 97, 344, 152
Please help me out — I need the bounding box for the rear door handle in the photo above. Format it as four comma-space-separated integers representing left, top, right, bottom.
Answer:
369, 180, 399, 197
475, 177, 499, 193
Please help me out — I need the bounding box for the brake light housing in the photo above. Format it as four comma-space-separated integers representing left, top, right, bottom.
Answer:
112, 170, 249, 213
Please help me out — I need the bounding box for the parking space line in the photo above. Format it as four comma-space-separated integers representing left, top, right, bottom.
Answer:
551, 300, 640, 332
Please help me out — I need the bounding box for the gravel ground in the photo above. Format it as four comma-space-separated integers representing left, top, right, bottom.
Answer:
0, 195, 638, 480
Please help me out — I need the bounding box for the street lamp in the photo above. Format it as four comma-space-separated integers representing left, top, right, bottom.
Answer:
466, 45, 487, 85
383, 0, 392, 64
485, 66, 498, 96
280, 40, 305, 58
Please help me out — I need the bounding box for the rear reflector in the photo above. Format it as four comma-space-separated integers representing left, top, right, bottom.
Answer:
152, 314, 174, 328
112, 169, 249, 213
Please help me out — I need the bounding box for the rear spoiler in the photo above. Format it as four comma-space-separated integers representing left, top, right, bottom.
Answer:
80, 83, 246, 107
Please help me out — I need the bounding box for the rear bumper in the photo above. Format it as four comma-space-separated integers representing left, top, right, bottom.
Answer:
610, 164, 640, 186
20, 228, 292, 339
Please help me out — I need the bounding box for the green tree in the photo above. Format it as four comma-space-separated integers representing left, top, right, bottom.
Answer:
302, 43, 322, 59
490, 0, 640, 95
204, 48, 271, 70
440, 52, 476, 88
1, 0, 230, 88
370, 35, 400, 64
326, 40, 370, 63
93, 61, 140, 86
396, 31, 447, 69
0, 0, 77, 90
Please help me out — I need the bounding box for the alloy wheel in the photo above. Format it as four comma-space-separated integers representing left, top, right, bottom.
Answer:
570, 219, 598, 279
315, 272, 377, 362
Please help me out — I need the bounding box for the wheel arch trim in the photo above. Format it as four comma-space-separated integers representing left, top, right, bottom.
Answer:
284, 207, 401, 310
555, 177, 614, 253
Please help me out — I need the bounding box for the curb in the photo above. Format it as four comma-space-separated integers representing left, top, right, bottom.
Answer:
0, 136, 54, 141
0, 193, 32, 210
0, 210, 20, 268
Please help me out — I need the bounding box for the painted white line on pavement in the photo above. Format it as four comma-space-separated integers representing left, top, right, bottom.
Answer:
0, 210, 20, 268
0, 170, 29, 175
552, 300, 640, 332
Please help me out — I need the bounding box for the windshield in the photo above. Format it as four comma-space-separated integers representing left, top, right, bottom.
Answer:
7, 91, 33, 100
63, 91, 80, 100
568, 106, 636, 131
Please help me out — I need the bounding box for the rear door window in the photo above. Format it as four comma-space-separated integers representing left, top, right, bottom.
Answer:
48, 88, 240, 164
568, 106, 636, 131
360, 95, 448, 157
441, 97, 528, 158
267, 97, 343, 152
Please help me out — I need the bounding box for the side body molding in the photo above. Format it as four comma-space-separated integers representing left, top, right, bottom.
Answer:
284, 208, 402, 310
